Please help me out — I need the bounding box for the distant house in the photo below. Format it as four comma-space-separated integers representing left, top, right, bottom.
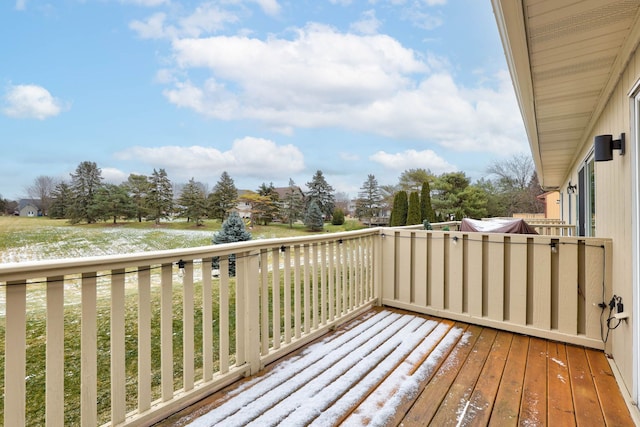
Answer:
18, 199, 41, 217
234, 190, 253, 219
537, 191, 560, 220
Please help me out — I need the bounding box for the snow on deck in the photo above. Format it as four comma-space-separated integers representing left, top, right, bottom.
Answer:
187, 310, 465, 427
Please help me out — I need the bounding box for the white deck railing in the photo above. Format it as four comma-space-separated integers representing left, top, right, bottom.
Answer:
0, 227, 611, 426
0, 229, 378, 426
379, 228, 611, 349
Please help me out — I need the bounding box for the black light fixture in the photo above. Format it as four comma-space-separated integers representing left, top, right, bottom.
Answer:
567, 181, 577, 194
594, 133, 625, 161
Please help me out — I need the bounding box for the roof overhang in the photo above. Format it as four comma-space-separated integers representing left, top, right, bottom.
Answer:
491, 0, 640, 190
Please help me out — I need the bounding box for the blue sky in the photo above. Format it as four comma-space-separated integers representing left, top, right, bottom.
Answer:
0, 0, 528, 201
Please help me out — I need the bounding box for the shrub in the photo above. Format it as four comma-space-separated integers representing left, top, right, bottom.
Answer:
331, 208, 345, 225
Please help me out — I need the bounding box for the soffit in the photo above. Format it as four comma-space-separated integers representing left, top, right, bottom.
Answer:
493, 0, 640, 189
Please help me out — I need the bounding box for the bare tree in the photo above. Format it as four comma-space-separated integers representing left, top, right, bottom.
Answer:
25, 175, 57, 216
486, 153, 535, 191
486, 154, 544, 216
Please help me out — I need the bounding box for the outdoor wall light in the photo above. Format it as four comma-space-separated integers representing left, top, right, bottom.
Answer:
567, 182, 577, 194
594, 133, 625, 161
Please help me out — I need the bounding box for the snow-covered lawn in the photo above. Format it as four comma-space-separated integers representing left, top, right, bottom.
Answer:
0, 226, 215, 263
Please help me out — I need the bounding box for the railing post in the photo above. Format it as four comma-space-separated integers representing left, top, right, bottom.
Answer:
46, 276, 65, 426
81, 272, 98, 426
240, 250, 261, 375
5, 281, 26, 427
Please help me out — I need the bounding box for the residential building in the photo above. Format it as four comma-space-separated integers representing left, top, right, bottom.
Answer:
493, 0, 640, 419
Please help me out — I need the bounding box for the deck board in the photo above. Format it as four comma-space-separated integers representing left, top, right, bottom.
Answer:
488, 333, 529, 426
156, 308, 635, 427
547, 341, 575, 426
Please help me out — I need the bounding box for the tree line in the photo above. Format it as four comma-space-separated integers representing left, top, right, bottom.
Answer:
355, 155, 545, 226
1, 154, 544, 227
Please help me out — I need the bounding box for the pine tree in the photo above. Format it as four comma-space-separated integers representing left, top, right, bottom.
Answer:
304, 200, 324, 231
147, 168, 173, 225
306, 170, 335, 220
209, 171, 237, 220
49, 182, 72, 219
282, 178, 305, 228
390, 191, 408, 226
356, 174, 383, 226
212, 211, 252, 276
177, 178, 208, 225
90, 184, 136, 224
407, 191, 421, 225
124, 173, 151, 222
68, 161, 103, 224
213, 211, 252, 244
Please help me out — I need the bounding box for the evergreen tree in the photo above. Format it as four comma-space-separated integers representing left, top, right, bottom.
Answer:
305, 170, 335, 220
420, 181, 436, 223
304, 200, 324, 231
177, 178, 208, 225
432, 172, 488, 220
390, 191, 408, 226
209, 171, 237, 220
49, 181, 72, 219
282, 178, 305, 228
68, 161, 103, 224
147, 168, 173, 225
90, 184, 136, 224
460, 185, 489, 219
212, 211, 252, 276
124, 173, 151, 222
213, 211, 252, 244
356, 174, 383, 226
331, 208, 345, 225
407, 191, 421, 225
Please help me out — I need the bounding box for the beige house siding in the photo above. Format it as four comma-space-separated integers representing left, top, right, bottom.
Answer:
560, 49, 638, 394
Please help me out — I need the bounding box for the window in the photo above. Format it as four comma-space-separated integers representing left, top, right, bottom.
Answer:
578, 156, 595, 236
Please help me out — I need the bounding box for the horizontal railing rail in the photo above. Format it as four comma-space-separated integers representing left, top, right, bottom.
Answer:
379, 228, 611, 350
0, 229, 379, 426
529, 223, 577, 236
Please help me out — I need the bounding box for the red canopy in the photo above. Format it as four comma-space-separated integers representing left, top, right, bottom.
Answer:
459, 218, 538, 234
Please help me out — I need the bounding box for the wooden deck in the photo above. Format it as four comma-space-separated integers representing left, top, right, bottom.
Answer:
156, 308, 635, 426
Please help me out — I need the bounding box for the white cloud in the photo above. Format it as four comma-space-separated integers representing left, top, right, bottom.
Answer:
115, 137, 305, 181
130, 12, 169, 39
370, 149, 456, 175
130, 6, 238, 40
350, 9, 381, 35
2, 84, 68, 120
15, 0, 27, 11
167, 23, 427, 127
162, 24, 526, 155
102, 167, 129, 185
248, 0, 281, 16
